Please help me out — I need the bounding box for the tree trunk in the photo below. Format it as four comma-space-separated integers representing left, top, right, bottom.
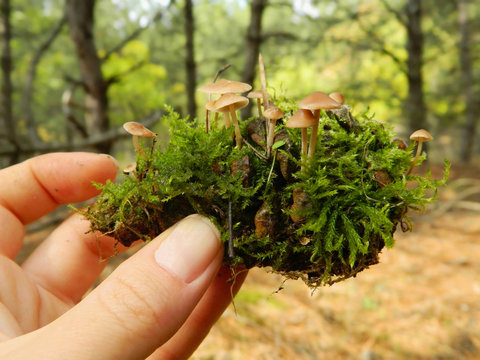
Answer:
405, 0, 427, 136
458, 0, 477, 163
66, 0, 111, 153
184, 0, 197, 120
241, 0, 268, 119
0, 0, 17, 164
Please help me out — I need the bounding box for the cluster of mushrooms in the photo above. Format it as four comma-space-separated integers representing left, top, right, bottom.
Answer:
197, 78, 433, 176
198, 78, 350, 162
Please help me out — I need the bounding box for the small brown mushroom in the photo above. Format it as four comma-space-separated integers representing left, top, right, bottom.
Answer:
214, 93, 249, 148
407, 129, 433, 175
264, 106, 284, 157
198, 79, 251, 132
123, 122, 156, 155
285, 109, 316, 161
298, 91, 341, 159
123, 162, 137, 176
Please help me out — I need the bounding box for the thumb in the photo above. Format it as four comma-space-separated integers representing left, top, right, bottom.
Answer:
15, 215, 223, 360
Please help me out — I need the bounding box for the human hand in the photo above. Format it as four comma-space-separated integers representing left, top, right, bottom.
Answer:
0, 152, 245, 360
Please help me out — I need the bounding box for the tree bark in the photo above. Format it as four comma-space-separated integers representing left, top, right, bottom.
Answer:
184, 0, 197, 120
66, 0, 111, 153
405, 0, 427, 136
458, 0, 477, 163
241, 0, 268, 119
0, 0, 17, 164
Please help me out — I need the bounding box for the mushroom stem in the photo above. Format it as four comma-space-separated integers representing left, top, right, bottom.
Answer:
300, 128, 308, 172
132, 136, 144, 156
256, 98, 263, 117
222, 111, 231, 128
301, 128, 308, 156
406, 141, 424, 175
205, 109, 210, 133
266, 119, 277, 157
229, 105, 243, 148
308, 109, 321, 158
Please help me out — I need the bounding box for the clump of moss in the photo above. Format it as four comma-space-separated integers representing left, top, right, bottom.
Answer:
80, 101, 448, 288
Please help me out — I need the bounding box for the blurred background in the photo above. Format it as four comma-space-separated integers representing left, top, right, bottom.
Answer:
3, 0, 480, 359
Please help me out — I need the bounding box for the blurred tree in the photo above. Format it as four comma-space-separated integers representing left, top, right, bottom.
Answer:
241, 0, 267, 118
404, 0, 427, 135
184, 0, 197, 120
0, 0, 16, 164
457, 0, 478, 163
66, 0, 111, 153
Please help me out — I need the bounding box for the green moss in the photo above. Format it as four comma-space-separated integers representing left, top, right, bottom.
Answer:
81, 105, 449, 288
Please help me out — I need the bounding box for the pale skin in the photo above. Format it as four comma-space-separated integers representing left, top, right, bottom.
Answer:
0, 152, 246, 360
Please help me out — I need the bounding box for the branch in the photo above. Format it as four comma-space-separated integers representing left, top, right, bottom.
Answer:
105, 60, 147, 87
102, 10, 164, 62
0, 110, 163, 157
262, 31, 298, 41
379, 0, 407, 26
353, 13, 408, 74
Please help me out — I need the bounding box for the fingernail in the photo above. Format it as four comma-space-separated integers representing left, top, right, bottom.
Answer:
100, 154, 119, 170
154, 215, 221, 284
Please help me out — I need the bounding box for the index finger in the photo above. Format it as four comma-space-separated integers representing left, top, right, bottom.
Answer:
0, 152, 118, 225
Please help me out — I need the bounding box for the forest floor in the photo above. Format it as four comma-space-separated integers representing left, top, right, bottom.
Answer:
20, 163, 480, 360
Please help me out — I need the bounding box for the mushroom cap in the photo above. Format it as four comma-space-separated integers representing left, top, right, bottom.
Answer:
299, 91, 341, 110
198, 79, 252, 94
123, 122, 155, 138
197, 79, 230, 94
223, 80, 252, 94
286, 109, 316, 128
123, 162, 137, 174
329, 92, 345, 105
205, 100, 217, 112
247, 90, 270, 99
264, 106, 284, 120
214, 93, 249, 112
409, 129, 433, 142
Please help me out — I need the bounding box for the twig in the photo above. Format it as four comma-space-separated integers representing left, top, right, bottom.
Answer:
242, 138, 268, 161
228, 200, 234, 259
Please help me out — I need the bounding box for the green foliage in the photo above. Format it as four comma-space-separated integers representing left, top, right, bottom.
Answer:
83, 105, 449, 287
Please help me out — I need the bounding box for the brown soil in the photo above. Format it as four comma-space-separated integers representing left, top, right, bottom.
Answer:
20, 163, 480, 360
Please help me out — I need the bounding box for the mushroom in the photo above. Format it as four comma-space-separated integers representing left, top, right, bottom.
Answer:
263, 106, 284, 157
298, 91, 341, 158
198, 79, 251, 132
248, 90, 270, 117
123, 162, 137, 176
123, 122, 156, 155
329, 92, 345, 105
407, 129, 433, 175
285, 109, 316, 169
214, 93, 249, 148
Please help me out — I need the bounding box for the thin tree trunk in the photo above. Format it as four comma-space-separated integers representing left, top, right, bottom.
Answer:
23, 15, 67, 147
405, 0, 427, 136
0, 0, 17, 164
66, 0, 111, 153
241, 0, 267, 119
458, 0, 477, 163
184, 0, 197, 120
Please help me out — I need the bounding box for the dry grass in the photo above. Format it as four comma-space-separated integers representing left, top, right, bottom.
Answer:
193, 212, 480, 360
